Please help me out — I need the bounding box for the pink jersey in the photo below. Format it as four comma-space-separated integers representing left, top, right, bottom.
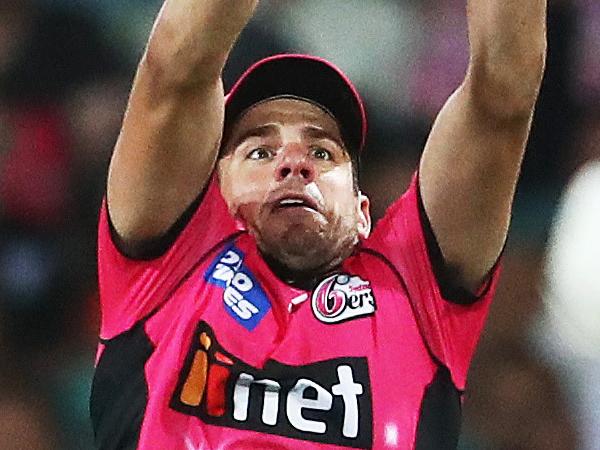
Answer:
91, 173, 499, 450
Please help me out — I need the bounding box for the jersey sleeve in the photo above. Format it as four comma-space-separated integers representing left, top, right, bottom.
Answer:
365, 173, 501, 390
97, 174, 238, 340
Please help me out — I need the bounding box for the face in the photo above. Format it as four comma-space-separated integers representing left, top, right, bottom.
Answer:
218, 98, 371, 277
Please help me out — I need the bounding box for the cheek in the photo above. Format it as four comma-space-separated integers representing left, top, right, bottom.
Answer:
231, 183, 265, 208
319, 171, 357, 216
222, 162, 272, 214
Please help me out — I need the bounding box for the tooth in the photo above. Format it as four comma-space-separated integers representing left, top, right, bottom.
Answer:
281, 199, 302, 205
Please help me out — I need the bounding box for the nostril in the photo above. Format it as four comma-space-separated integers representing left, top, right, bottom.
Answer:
279, 167, 292, 178
300, 168, 312, 179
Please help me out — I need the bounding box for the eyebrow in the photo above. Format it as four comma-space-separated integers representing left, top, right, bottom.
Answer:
232, 123, 346, 152
301, 125, 346, 150
232, 124, 279, 148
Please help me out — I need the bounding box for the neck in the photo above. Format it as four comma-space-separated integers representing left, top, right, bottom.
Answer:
261, 252, 342, 291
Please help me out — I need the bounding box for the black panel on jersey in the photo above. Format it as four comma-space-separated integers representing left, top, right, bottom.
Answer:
90, 322, 154, 450
107, 182, 208, 261
415, 366, 462, 450
415, 177, 492, 305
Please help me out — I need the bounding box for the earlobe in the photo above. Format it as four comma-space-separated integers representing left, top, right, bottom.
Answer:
357, 192, 371, 239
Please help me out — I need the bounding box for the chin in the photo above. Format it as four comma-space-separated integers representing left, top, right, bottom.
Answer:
255, 221, 358, 276
246, 205, 360, 276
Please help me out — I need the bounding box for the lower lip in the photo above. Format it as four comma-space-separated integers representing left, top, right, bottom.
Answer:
275, 205, 319, 214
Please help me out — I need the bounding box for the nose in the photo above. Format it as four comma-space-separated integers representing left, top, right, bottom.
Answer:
275, 144, 316, 184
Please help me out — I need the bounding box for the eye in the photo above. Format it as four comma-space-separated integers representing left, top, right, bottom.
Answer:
311, 147, 332, 161
247, 147, 274, 160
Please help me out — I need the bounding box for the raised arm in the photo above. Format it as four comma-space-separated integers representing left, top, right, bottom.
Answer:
107, 1, 259, 245
419, 0, 547, 292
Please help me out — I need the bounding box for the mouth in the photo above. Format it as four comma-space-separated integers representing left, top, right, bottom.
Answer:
272, 194, 321, 214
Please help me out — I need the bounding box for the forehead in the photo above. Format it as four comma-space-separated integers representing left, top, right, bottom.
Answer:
224, 98, 344, 145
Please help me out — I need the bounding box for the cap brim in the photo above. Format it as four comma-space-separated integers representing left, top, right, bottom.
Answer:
224, 54, 367, 154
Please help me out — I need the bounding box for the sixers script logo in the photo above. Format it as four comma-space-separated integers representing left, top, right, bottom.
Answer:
312, 274, 376, 324
171, 322, 373, 448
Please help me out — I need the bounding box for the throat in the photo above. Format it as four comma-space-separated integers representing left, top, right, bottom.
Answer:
260, 252, 339, 291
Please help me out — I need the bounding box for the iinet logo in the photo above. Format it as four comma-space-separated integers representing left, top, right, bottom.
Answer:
233, 365, 363, 437
171, 322, 373, 449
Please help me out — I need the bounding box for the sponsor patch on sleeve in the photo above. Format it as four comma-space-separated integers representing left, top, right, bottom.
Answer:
205, 245, 271, 331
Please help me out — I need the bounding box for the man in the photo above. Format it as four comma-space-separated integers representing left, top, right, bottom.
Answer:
90, 1, 547, 449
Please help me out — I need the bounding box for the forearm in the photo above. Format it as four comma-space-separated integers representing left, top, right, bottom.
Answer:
144, 0, 260, 87
466, 0, 547, 118
106, 1, 259, 241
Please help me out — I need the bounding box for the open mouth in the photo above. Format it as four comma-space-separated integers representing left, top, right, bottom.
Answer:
275, 196, 319, 213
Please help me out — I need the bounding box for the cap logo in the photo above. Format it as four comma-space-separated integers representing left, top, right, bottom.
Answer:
312, 274, 376, 324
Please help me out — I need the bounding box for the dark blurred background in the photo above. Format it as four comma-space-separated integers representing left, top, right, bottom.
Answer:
1, 1, 598, 449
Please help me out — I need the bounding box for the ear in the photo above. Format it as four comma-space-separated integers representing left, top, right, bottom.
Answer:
357, 192, 371, 239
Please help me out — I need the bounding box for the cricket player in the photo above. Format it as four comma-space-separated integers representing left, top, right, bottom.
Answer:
90, 1, 547, 449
